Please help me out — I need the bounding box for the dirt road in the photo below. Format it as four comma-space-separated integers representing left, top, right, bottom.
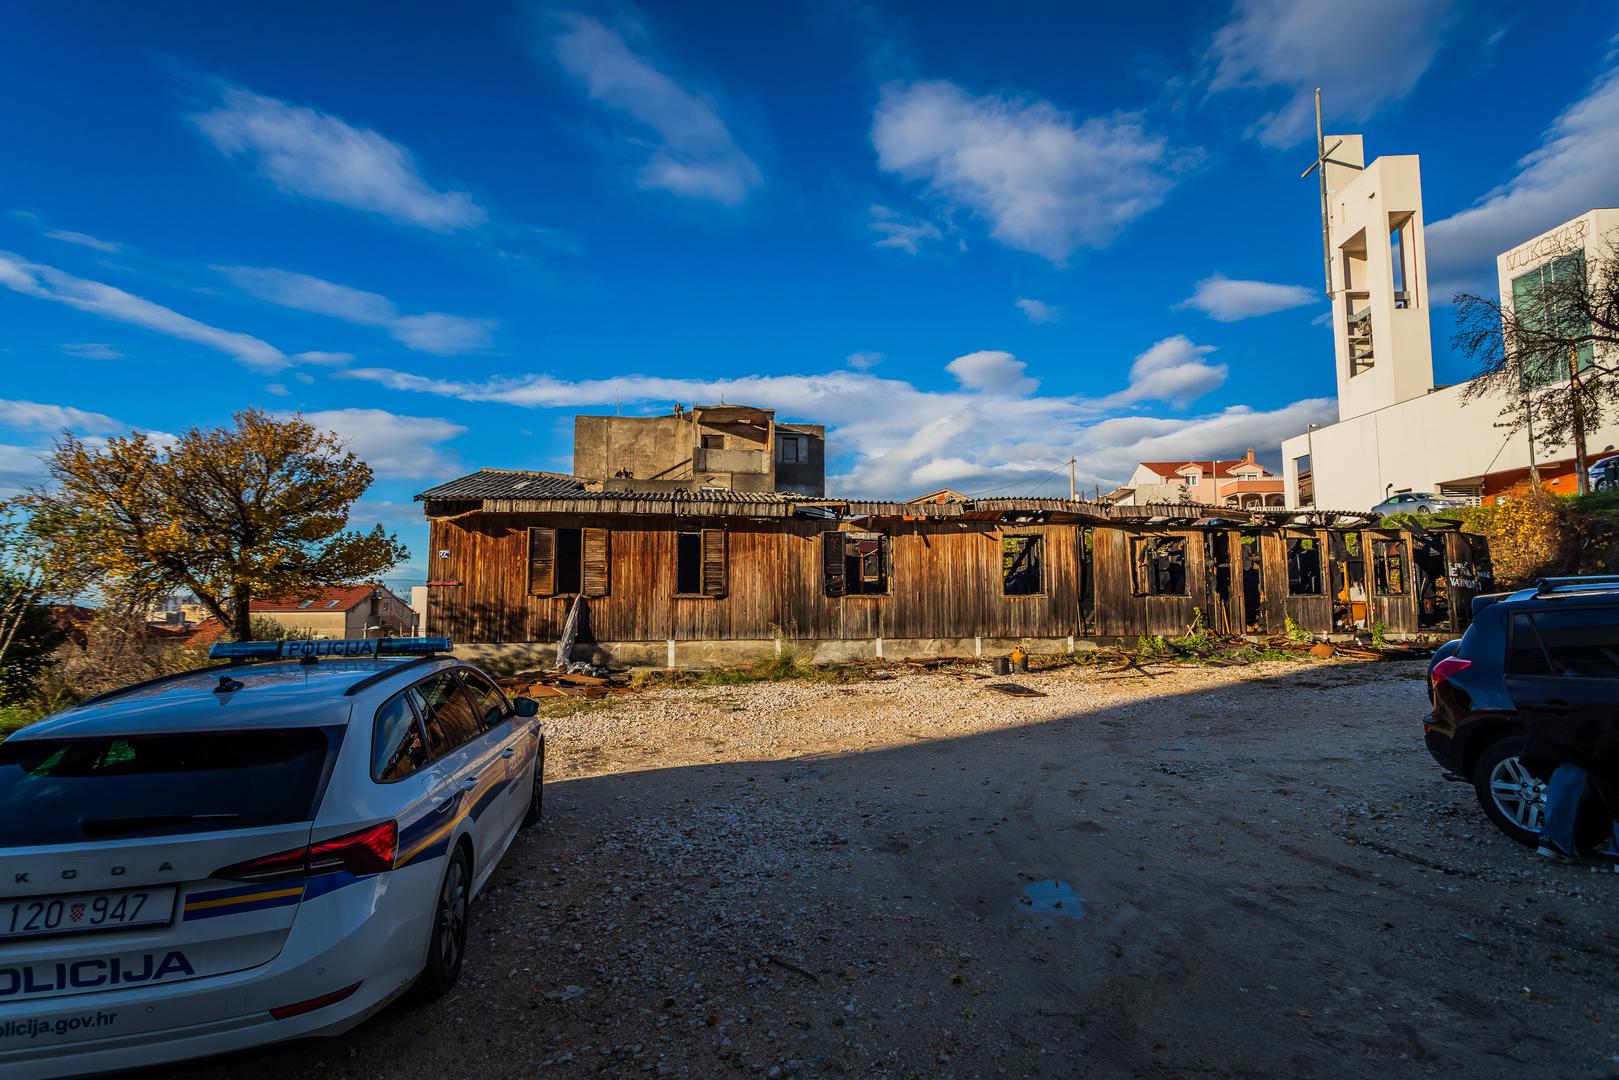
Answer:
171, 659, 1619, 1079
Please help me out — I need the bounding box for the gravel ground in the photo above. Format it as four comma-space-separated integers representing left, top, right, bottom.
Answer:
168, 658, 1619, 1080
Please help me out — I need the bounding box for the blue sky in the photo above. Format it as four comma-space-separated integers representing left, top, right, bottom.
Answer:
2, 0, 1617, 587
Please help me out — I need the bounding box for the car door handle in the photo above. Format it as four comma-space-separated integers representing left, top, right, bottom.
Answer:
501, 747, 516, 759
462, 775, 480, 789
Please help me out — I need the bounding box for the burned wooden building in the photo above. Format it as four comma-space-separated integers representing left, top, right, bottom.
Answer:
416, 469, 1493, 668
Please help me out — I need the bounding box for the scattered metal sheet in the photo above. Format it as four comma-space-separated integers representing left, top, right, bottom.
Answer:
985, 682, 1047, 697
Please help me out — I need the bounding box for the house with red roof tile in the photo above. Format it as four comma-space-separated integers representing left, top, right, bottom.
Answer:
1106, 450, 1284, 509
187, 584, 417, 642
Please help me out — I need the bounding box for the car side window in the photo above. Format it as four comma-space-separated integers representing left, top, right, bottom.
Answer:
458, 668, 512, 729
372, 691, 430, 782
1505, 613, 1552, 676
1528, 608, 1619, 677
412, 671, 483, 751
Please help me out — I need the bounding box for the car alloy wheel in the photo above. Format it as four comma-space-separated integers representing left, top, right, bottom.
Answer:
437, 856, 468, 972
1487, 755, 1545, 834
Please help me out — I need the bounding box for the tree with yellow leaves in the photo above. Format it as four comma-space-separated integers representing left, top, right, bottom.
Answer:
23, 410, 409, 641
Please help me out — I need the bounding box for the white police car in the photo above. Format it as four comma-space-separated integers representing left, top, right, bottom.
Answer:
0, 637, 544, 1078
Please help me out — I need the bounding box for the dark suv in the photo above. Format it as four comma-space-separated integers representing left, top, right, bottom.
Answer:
1424, 576, 1619, 847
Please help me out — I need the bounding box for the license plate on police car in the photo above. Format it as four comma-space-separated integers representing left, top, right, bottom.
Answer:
1, 886, 177, 940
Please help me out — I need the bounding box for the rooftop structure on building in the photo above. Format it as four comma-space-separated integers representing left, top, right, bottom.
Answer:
573, 404, 825, 497
1279, 124, 1619, 510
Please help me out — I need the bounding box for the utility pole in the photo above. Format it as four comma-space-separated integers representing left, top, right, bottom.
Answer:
1068, 457, 1077, 501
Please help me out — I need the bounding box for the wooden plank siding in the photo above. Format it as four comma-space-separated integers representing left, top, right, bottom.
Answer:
428, 511, 1433, 644
432, 513, 1093, 643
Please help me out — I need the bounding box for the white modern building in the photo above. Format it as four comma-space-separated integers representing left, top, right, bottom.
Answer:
1279, 132, 1618, 510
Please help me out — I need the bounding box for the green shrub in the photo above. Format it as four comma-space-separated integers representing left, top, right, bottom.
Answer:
0, 704, 44, 742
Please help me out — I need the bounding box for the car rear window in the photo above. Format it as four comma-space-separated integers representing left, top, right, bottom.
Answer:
1527, 607, 1619, 677
0, 728, 341, 847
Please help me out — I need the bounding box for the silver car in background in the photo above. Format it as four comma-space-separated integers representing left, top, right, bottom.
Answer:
1371, 491, 1462, 517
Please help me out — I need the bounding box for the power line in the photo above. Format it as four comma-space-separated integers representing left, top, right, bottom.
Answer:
967, 462, 1067, 499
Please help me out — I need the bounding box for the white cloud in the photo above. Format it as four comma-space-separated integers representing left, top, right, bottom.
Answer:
1178, 273, 1318, 321
295, 408, 466, 480
0, 444, 49, 496
946, 350, 1039, 396
292, 350, 354, 367
0, 401, 174, 494
1428, 62, 1619, 292
340, 336, 1305, 498
868, 204, 943, 255
1015, 297, 1061, 324
1098, 335, 1228, 408
220, 266, 494, 355
872, 80, 1175, 262
265, 383, 290, 397
1206, 0, 1458, 147
190, 82, 486, 231
46, 230, 120, 253
0, 398, 124, 435
61, 342, 123, 360
846, 351, 884, 371
0, 251, 288, 371
547, 12, 761, 205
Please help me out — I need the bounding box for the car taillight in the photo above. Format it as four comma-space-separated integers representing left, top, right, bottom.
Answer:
214, 821, 398, 882
1430, 657, 1473, 686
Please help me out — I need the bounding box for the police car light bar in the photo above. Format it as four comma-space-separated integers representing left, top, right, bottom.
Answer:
209, 637, 453, 661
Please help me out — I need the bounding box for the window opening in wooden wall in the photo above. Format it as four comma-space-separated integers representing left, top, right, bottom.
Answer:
701, 433, 725, 449
823, 531, 888, 596
675, 530, 727, 597
1373, 538, 1407, 595
1286, 536, 1323, 595
1130, 536, 1187, 596
1002, 535, 1043, 596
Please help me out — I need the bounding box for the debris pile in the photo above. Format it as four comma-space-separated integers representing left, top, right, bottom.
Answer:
499, 667, 631, 700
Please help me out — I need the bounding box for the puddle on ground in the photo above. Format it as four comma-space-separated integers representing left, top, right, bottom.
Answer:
1017, 879, 1085, 918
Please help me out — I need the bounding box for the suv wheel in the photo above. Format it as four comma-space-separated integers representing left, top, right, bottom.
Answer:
1472, 738, 1543, 846
1471, 737, 1613, 850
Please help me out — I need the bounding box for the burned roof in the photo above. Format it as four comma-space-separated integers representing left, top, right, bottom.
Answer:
415, 470, 591, 501
415, 470, 1398, 529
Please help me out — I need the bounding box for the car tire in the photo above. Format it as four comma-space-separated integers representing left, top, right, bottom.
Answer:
1471, 738, 1544, 846
1471, 737, 1612, 850
416, 846, 471, 1001
520, 738, 546, 828
1418, 504, 1431, 514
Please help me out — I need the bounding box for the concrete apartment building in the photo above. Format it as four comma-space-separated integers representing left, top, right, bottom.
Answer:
1106, 451, 1284, 508
1279, 131, 1619, 510
573, 405, 826, 496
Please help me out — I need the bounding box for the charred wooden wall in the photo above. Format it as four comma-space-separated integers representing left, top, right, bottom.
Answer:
429, 513, 1090, 643
428, 510, 1446, 645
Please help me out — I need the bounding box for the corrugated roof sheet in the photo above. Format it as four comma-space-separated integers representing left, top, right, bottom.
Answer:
415, 469, 796, 504
415, 470, 590, 501
415, 470, 1384, 524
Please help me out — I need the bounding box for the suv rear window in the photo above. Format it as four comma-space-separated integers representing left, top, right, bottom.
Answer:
0, 728, 341, 847
1520, 607, 1619, 677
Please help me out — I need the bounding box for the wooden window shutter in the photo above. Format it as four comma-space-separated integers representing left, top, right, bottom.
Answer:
701, 529, 727, 598
527, 527, 556, 597
822, 531, 847, 597
583, 528, 610, 597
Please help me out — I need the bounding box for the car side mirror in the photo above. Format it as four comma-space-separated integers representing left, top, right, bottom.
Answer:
513, 696, 540, 717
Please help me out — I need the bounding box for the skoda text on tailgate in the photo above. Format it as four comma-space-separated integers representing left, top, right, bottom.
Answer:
0, 637, 546, 1078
